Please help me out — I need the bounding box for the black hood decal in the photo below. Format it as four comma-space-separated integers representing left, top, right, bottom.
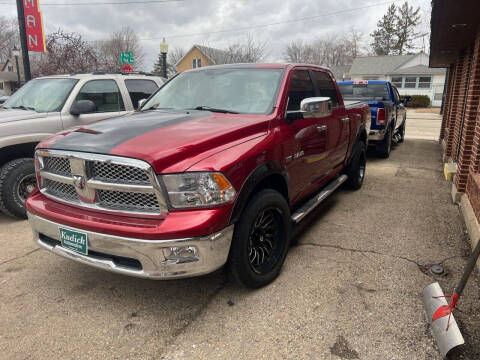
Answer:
49, 110, 208, 154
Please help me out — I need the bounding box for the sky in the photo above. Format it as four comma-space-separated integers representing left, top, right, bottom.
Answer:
0, 0, 432, 71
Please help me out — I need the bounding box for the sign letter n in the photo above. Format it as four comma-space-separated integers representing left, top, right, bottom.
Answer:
28, 34, 38, 47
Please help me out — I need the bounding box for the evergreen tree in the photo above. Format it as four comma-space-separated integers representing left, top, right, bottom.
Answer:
152, 52, 166, 76
394, 1, 421, 55
370, 4, 397, 56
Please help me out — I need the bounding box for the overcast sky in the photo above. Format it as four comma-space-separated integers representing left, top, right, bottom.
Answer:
0, 0, 431, 71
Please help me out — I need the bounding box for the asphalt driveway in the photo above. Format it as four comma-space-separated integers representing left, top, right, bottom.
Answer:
1, 119, 479, 358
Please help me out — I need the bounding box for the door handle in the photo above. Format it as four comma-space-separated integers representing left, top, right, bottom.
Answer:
317, 125, 327, 133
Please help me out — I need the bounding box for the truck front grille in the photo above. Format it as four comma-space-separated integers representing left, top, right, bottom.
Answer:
36, 150, 167, 216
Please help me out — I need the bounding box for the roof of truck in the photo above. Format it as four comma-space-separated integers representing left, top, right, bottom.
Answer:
35, 73, 165, 81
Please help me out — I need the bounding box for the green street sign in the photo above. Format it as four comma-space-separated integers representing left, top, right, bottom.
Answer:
120, 52, 135, 64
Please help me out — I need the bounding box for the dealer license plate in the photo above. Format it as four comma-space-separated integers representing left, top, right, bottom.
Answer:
59, 227, 88, 255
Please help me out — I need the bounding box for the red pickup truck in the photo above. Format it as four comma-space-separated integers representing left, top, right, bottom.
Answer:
26, 64, 370, 288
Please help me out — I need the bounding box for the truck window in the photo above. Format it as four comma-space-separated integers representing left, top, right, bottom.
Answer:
124, 79, 159, 109
75, 80, 125, 113
287, 70, 315, 111
392, 86, 400, 103
338, 83, 390, 101
312, 71, 339, 107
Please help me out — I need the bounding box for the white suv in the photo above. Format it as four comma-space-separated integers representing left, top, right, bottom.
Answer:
0, 72, 164, 218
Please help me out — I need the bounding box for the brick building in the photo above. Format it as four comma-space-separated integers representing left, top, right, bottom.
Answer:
430, 0, 480, 253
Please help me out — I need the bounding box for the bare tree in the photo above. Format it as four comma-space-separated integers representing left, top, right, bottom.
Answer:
31, 29, 98, 76
223, 34, 268, 63
0, 16, 18, 63
96, 27, 145, 71
284, 31, 364, 67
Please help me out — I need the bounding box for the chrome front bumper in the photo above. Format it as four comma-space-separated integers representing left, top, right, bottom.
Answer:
28, 213, 234, 279
368, 129, 386, 141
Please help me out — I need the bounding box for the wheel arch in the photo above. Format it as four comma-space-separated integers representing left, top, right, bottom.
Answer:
0, 142, 38, 168
229, 162, 289, 224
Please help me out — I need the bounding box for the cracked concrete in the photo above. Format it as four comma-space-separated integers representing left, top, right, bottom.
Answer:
1, 137, 479, 359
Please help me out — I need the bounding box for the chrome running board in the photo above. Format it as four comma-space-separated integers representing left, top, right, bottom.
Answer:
291, 175, 348, 223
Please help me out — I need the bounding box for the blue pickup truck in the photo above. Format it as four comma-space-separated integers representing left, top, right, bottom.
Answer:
338, 80, 408, 158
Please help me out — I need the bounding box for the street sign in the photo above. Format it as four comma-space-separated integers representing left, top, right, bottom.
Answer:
122, 64, 133, 72
120, 52, 135, 64
23, 0, 46, 52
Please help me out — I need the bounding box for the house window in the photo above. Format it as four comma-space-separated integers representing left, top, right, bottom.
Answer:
7, 66, 13, 72
0, 82, 3, 90
404, 77, 417, 88
391, 76, 403, 88
362, 76, 379, 80
418, 76, 432, 88
192, 58, 202, 69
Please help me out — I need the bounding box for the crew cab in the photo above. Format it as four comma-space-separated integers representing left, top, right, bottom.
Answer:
0, 73, 164, 219
26, 64, 370, 288
337, 80, 408, 158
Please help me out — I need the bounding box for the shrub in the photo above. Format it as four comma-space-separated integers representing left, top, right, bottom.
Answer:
405, 95, 431, 108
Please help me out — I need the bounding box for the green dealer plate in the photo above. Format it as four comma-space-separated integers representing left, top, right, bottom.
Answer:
59, 227, 88, 255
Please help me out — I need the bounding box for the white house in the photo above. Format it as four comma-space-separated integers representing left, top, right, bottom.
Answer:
348, 52, 446, 106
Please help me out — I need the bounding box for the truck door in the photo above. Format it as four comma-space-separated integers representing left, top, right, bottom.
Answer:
61, 79, 128, 130
311, 70, 349, 169
284, 69, 331, 197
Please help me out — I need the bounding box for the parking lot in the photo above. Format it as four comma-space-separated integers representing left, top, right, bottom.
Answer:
1, 111, 479, 359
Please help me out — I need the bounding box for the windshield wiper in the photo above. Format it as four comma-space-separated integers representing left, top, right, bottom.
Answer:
11, 105, 36, 111
187, 106, 239, 114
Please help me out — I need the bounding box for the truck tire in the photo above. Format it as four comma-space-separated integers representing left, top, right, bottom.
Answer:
0, 158, 36, 219
228, 189, 291, 288
376, 126, 392, 158
345, 141, 366, 190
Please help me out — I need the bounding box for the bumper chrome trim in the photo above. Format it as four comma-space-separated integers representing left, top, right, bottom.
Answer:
368, 129, 386, 141
28, 212, 234, 279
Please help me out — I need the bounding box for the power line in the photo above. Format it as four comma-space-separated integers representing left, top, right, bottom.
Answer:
139, 0, 402, 41
0, 0, 183, 5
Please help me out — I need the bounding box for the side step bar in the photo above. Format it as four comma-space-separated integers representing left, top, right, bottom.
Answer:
291, 175, 348, 223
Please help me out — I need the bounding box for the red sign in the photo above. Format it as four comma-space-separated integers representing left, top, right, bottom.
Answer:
23, 0, 46, 52
122, 64, 134, 72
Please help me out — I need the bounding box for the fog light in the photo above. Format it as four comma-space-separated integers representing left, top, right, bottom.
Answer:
162, 246, 198, 264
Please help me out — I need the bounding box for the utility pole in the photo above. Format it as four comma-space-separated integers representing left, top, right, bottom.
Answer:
16, 0, 32, 82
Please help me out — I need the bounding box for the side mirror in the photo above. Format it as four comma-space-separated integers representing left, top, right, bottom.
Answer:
70, 100, 96, 116
138, 98, 147, 109
286, 97, 332, 122
300, 97, 332, 117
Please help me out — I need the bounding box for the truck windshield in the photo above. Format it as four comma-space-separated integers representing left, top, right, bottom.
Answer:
143, 68, 284, 115
338, 83, 389, 101
3, 78, 78, 113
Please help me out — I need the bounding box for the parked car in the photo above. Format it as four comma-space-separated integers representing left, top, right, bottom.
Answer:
0, 73, 164, 218
26, 64, 370, 288
337, 80, 407, 158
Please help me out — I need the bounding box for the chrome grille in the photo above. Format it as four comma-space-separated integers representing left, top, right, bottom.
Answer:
44, 179, 78, 202
36, 150, 167, 216
43, 157, 71, 176
92, 161, 150, 184
98, 190, 160, 212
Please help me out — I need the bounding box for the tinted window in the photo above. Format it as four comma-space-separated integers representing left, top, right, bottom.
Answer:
338, 83, 390, 101
392, 86, 400, 102
125, 79, 159, 109
75, 80, 124, 113
287, 70, 315, 111
312, 71, 339, 107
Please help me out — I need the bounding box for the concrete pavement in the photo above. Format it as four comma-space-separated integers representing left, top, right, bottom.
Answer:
1, 124, 479, 358
405, 109, 442, 141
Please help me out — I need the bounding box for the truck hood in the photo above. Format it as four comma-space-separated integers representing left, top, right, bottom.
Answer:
0, 108, 48, 124
44, 110, 270, 173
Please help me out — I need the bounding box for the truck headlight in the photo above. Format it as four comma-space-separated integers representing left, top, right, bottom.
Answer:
161, 172, 236, 208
